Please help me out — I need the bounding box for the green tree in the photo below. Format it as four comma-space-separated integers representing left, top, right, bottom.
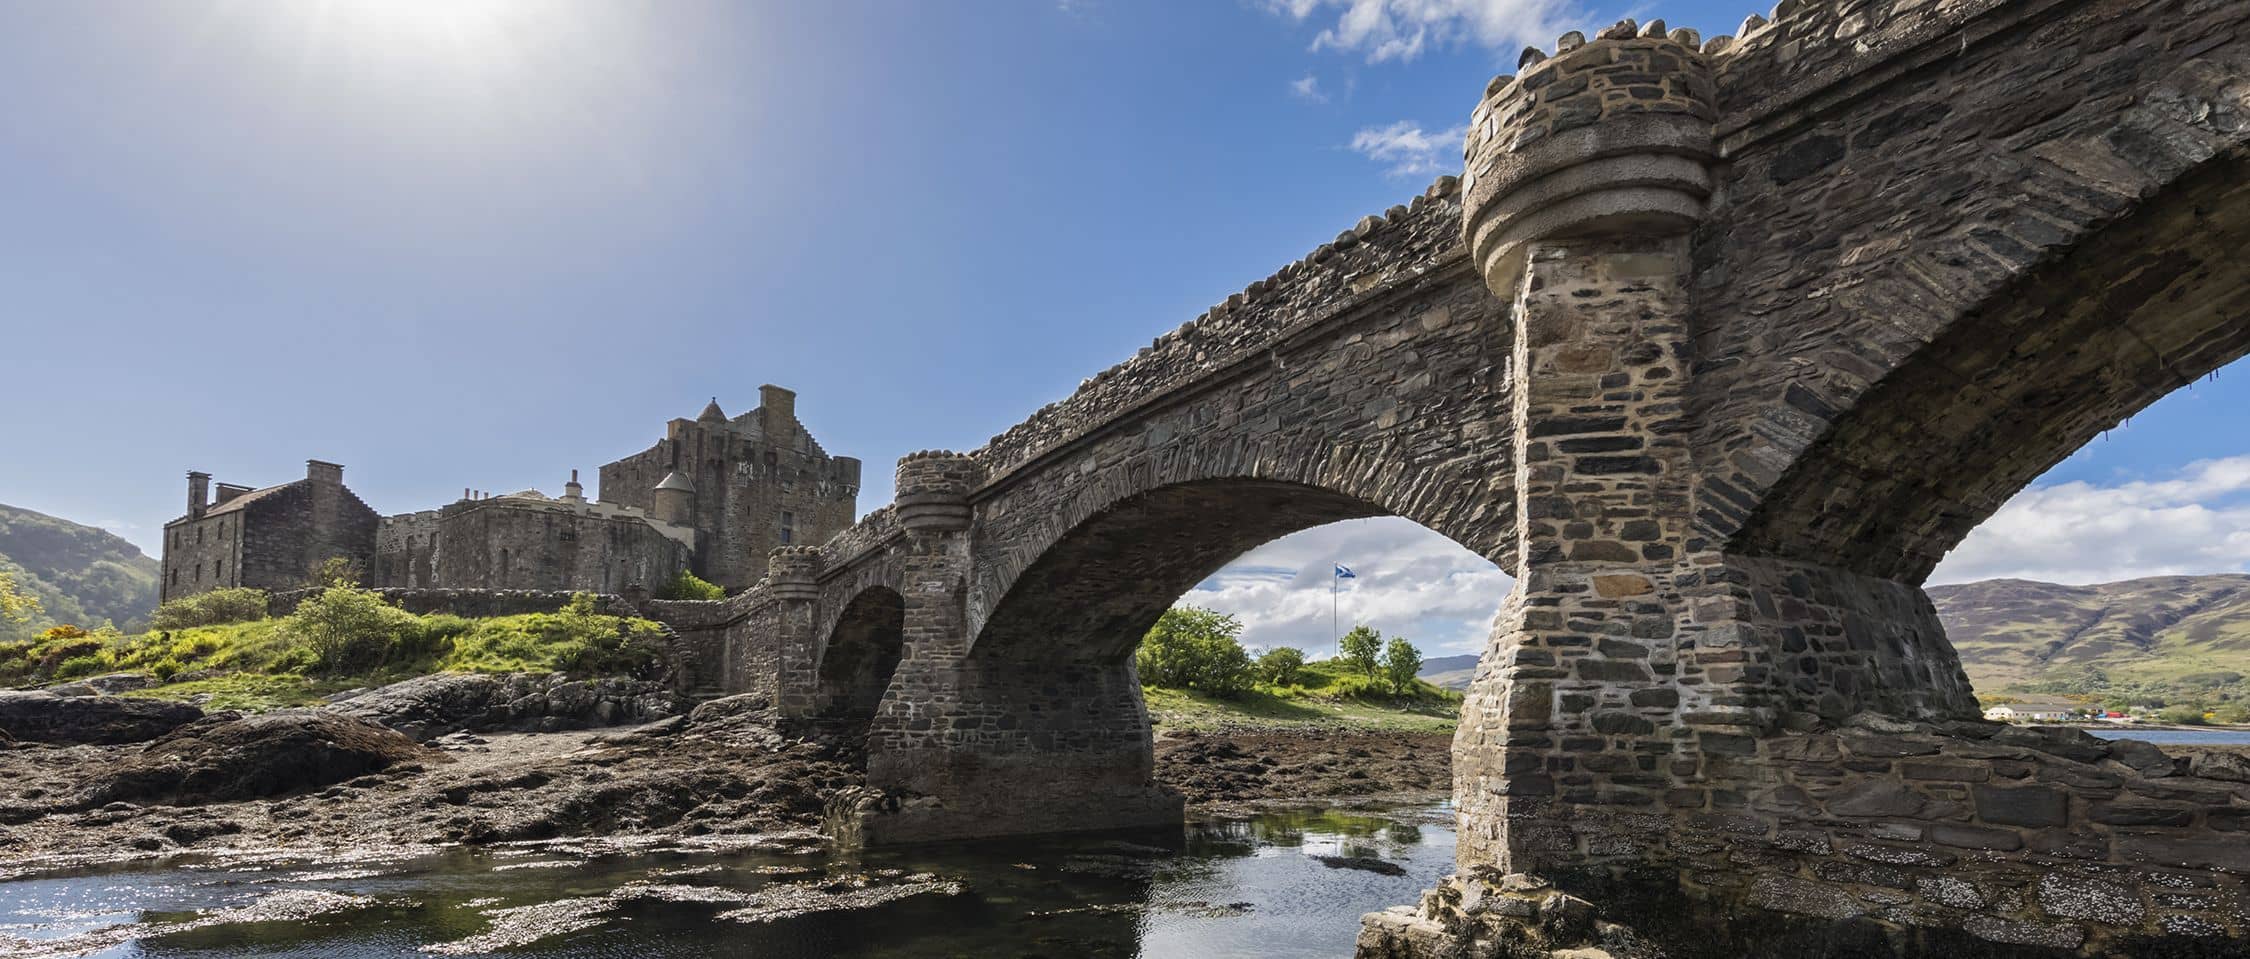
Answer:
1257, 646, 1305, 686
1382, 637, 1423, 696
310, 556, 363, 588
1137, 606, 1252, 697
657, 569, 725, 601
1340, 625, 1382, 678
0, 570, 40, 625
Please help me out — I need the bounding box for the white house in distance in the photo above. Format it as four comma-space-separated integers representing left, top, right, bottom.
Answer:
1983, 701, 2084, 722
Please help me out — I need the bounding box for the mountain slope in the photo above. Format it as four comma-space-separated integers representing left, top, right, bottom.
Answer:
1929, 574, 2250, 697
0, 504, 161, 637
1418, 653, 1479, 692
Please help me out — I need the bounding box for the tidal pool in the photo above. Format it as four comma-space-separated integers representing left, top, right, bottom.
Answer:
0, 802, 1453, 958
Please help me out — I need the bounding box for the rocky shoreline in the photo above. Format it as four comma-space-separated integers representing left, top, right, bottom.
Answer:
0, 677, 1453, 877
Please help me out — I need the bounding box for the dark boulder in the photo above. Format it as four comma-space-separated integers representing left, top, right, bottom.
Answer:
0, 690, 203, 745
78, 709, 438, 806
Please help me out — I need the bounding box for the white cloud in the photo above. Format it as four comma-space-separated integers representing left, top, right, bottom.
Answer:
1261, 0, 1579, 63
1931, 455, 2250, 585
1349, 120, 1467, 177
1185, 517, 1511, 658
1290, 74, 1328, 103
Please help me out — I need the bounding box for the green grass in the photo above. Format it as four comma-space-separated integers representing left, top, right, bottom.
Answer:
0, 590, 668, 711
1145, 659, 1462, 733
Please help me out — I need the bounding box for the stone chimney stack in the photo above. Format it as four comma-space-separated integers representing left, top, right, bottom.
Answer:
307, 460, 344, 485
562, 469, 586, 503
760, 385, 797, 427
187, 471, 210, 519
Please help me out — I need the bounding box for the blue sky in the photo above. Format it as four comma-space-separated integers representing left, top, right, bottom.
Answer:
3, 1, 2245, 658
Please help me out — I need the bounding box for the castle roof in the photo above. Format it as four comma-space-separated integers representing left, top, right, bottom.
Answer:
697, 398, 727, 424
654, 471, 696, 492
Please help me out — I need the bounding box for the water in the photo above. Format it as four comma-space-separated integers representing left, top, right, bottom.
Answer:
0, 803, 1453, 959
2088, 727, 2250, 745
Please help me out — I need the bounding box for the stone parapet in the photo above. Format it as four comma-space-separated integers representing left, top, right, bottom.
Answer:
1463, 21, 1717, 298
265, 587, 638, 619
764, 545, 825, 601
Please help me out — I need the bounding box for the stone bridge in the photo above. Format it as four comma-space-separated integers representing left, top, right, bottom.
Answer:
650, 0, 2250, 951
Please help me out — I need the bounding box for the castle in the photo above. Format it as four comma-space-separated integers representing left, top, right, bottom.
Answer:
159, 386, 858, 601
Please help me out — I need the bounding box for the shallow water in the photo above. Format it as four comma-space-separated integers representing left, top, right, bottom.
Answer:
2087, 728, 2250, 744
0, 803, 1453, 958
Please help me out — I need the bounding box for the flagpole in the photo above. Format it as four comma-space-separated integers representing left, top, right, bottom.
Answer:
1333, 563, 1340, 659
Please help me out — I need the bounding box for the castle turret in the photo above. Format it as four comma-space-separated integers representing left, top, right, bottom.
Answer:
653, 471, 696, 525
697, 397, 727, 425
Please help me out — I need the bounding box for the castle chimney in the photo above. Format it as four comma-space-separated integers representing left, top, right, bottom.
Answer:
759, 384, 797, 426
562, 469, 585, 502
187, 471, 210, 519
307, 460, 344, 485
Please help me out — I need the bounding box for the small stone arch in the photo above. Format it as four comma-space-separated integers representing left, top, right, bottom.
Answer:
815, 585, 907, 724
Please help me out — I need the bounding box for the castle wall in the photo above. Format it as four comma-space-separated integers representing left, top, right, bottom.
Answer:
158, 512, 243, 601
373, 510, 441, 588
427, 500, 688, 594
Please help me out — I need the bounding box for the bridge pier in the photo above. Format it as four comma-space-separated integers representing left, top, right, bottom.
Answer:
833, 452, 1183, 844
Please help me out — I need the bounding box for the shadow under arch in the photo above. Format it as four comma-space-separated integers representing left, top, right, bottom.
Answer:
1732, 149, 2250, 584
817, 585, 906, 729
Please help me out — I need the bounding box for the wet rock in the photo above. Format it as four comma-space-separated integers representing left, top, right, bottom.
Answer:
0, 690, 203, 745
1315, 854, 1410, 876
329, 672, 678, 742
79, 709, 439, 806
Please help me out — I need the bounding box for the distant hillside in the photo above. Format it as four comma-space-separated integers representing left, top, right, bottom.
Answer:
1929, 574, 2250, 702
1419, 653, 1479, 692
0, 503, 161, 637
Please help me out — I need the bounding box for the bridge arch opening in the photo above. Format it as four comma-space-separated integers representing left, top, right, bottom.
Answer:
866, 477, 1510, 837
817, 586, 906, 728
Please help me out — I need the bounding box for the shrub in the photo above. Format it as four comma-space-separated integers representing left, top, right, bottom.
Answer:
1381, 637, 1423, 696
2211, 702, 2250, 725
283, 586, 418, 674
151, 588, 269, 630
1340, 625, 1382, 679
1137, 606, 1253, 697
2158, 704, 2210, 726
151, 657, 184, 681
657, 569, 725, 601
54, 655, 105, 680
38, 624, 91, 642
1257, 646, 1305, 686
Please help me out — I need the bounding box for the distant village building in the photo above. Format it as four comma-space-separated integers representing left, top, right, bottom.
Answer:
162, 386, 858, 600
1983, 701, 2083, 722
160, 461, 380, 602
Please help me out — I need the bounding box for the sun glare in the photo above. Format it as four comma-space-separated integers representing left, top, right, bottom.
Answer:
308, 0, 530, 49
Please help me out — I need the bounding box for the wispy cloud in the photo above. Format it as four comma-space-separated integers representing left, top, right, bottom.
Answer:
1349, 120, 1466, 177
1932, 456, 2250, 585
1261, 0, 1579, 63
1289, 74, 1328, 103
1186, 517, 1510, 658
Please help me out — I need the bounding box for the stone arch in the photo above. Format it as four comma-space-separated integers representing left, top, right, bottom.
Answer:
1730, 147, 2250, 581
972, 477, 1499, 662
814, 585, 906, 723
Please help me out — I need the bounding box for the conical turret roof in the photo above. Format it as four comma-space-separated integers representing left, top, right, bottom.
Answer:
696, 397, 727, 424
655, 471, 696, 493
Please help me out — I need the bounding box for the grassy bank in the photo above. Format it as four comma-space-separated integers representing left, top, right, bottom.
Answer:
1146, 659, 1461, 733
0, 589, 667, 711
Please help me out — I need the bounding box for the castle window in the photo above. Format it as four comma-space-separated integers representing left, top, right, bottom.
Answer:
197, 526, 204, 544
215, 559, 223, 578
171, 569, 179, 586
779, 510, 796, 545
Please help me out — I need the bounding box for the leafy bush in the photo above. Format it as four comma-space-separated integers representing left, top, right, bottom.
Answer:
1340, 625, 1382, 679
151, 588, 270, 630
2158, 704, 2209, 726
2211, 703, 2250, 725
1381, 637, 1423, 695
151, 657, 184, 681
54, 654, 106, 680
39, 624, 91, 642
1257, 646, 1305, 686
441, 594, 665, 677
1138, 606, 1253, 697
657, 569, 725, 601
282, 586, 420, 674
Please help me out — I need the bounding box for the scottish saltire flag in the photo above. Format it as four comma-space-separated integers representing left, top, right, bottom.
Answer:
1334, 564, 1356, 579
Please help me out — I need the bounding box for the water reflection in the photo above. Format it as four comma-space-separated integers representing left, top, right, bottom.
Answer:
0, 803, 1455, 959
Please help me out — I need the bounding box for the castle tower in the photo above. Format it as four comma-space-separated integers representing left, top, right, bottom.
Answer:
652, 471, 696, 526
